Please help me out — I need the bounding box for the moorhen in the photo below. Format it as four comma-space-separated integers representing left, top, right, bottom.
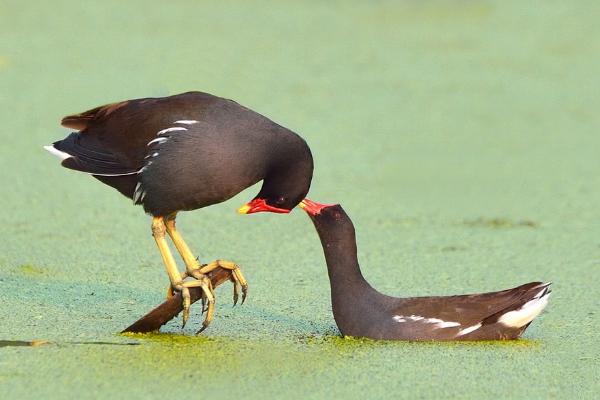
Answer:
300, 200, 551, 340
45, 91, 313, 332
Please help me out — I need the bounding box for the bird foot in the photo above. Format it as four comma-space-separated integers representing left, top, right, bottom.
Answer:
166, 260, 248, 333
199, 260, 249, 307
168, 275, 215, 331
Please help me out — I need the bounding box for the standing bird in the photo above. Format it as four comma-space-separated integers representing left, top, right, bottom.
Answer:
300, 200, 551, 340
45, 91, 314, 332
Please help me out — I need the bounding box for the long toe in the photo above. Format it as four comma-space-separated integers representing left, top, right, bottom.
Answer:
197, 260, 249, 307
196, 277, 215, 334
180, 286, 191, 328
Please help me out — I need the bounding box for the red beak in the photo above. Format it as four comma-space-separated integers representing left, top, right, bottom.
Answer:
237, 198, 290, 214
298, 198, 333, 216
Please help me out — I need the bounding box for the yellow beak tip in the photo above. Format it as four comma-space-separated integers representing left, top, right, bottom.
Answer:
237, 204, 251, 214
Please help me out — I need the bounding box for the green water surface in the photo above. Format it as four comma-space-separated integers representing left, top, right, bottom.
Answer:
1, 1, 599, 399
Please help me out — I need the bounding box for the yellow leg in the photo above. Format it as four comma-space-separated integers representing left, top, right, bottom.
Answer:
151, 217, 184, 285
164, 213, 203, 277
164, 213, 249, 310
152, 216, 214, 330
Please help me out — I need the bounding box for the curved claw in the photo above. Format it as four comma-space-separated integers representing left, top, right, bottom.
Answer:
241, 285, 248, 305
232, 280, 248, 306
215, 261, 248, 307
196, 279, 215, 334
169, 274, 215, 332
232, 278, 241, 306
233, 268, 248, 305
166, 260, 248, 333
232, 286, 239, 307
201, 292, 207, 313
180, 286, 191, 329
196, 323, 209, 334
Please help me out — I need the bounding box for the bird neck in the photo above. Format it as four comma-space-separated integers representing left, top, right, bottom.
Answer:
311, 210, 378, 302
309, 206, 393, 336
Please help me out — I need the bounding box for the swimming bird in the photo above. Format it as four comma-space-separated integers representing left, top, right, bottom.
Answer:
45, 91, 314, 332
299, 200, 551, 340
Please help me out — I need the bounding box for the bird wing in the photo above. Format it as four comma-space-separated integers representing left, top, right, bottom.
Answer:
393, 281, 549, 327
61, 100, 130, 131
56, 98, 155, 173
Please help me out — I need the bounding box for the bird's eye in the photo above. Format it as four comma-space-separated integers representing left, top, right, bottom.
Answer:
274, 196, 286, 205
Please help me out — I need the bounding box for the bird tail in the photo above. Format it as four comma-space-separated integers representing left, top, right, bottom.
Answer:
483, 282, 552, 329
44, 133, 137, 177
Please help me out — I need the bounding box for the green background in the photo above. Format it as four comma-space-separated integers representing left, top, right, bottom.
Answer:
1, 1, 598, 398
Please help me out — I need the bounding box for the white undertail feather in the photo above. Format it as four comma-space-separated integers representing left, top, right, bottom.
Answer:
456, 285, 551, 336
497, 288, 551, 328
44, 145, 137, 176
43, 145, 72, 160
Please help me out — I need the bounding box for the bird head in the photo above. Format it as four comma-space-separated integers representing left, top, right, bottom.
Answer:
237, 145, 314, 215
237, 167, 313, 215
298, 199, 355, 240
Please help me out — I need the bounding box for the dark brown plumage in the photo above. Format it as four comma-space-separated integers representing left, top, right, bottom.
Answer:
301, 201, 551, 341
49, 91, 313, 215
46, 91, 314, 332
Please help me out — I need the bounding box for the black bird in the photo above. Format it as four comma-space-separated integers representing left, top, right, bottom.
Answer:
300, 200, 551, 340
45, 91, 314, 332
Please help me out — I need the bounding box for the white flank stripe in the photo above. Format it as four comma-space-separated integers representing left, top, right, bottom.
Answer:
91, 171, 138, 177
147, 137, 168, 146
133, 182, 142, 203
157, 127, 187, 135
498, 293, 550, 328
174, 120, 199, 125
138, 161, 153, 174
393, 315, 461, 329
43, 145, 72, 160
434, 320, 461, 328
457, 323, 482, 336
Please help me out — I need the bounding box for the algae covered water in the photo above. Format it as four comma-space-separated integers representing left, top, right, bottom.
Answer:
1, 1, 599, 399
